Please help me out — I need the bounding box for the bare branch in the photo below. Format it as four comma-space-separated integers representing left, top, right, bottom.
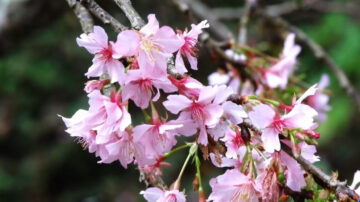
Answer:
238, 0, 253, 44
113, 0, 145, 29
281, 143, 360, 201
80, 0, 127, 33
66, 0, 93, 33
174, 0, 229, 41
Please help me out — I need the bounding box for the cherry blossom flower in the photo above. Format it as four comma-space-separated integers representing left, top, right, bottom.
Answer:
168, 75, 203, 99
163, 85, 233, 145
122, 69, 176, 109
208, 169, 261, 202
307, 74, 331, 122
264, 33, 301, 89
132, 120, 182, 160
135, 14, 184, 76
249, 85, 318, 153
256, 167, 280, 202
280, 151, 306, 192
140, 187, 186, 202
350, 170, 360, 195
76, 26, 127, 84
84, 79, 108, 93
175, 20, 209, 74
299, 141, 320, 163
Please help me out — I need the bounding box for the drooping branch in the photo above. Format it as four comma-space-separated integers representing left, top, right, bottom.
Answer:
65, 0, 360, 200
80, 0, 128, 32
237, 0, 253, 44
66, 0, 93, 33
113, 0, 145, 29
281, 143, 360, 201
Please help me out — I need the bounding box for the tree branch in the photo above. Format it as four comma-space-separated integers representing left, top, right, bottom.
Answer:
66, 0, 93, 33
113, 0, 145, 29
238, 0, 253, 44
281, 143, 359, 201
80, 0, 128, 32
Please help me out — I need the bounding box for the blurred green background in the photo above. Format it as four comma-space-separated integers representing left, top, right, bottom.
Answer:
0, 0, 359, 201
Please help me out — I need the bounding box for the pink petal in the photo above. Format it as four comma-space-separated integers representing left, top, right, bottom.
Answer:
175, 51, 188, 74
262, 127, 280, 153
113, 30, 140, 58
163, 95, 192, 114
248, 104, 275, 129
140, 14, 159, 36
140, 187, 163, 202
222, 101, 247, 124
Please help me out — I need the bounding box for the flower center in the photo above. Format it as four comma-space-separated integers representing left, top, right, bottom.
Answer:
272, 119, 287, 132
100, 44, 113, 61
140, 36, 161, 62
189, 101, 205, 123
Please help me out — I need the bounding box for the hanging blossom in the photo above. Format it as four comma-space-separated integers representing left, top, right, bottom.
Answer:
59, 90, 144, 166
122, 69, 177, 109
77, 26, 136, 84
175, 20, 209, 74
306, 74, 331, 122
249, 84, 318, 153
263, 33, 301, 89
124, 14, 184, 76
208, 169, 261, 202
163, 85, 233, 145
140, 187, 186, 202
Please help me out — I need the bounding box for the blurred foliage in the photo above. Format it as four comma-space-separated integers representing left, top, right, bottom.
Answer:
0, 0, 360, 201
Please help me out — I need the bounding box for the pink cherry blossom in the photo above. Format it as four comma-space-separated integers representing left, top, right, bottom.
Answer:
137, 14, 184, 76
76, 26, 127, 84
175, 20, 209, 74
140, 187, 186, 202
84, 79, 108, 93
299, 141, 320, 163
208, 169, 261, 202
256, 167, 280, 202
249, 85, 318, 153
103, 130, 154, 167
169, 75, 203, 99
122, 69, 177, 109
280, 151, 306, 192
132, 120, 183, 160
264, 33, 301, 89
306, 74, 331, 122
163, 85, 233, 145
350, 170, 360, 195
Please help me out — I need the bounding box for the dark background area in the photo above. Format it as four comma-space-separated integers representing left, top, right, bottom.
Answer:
0, 0, 359, 201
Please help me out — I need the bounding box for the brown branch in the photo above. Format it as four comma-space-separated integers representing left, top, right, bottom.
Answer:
113, 0, 145, 29
80, 0, 127, 32
174, 0, 229, 41
66, 0, 93, 33
259, 11, 360, 113
238, 0, 253, 44
281, 143, 360, 201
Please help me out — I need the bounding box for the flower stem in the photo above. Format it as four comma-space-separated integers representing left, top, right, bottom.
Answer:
175, 143, 198, 187
163, 143, 191, 159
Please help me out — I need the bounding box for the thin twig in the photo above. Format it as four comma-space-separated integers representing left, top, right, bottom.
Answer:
66, 0, 94, 33
238, 0, 253, 44
80, 0, 127, 33
281, 143, 359, 201
113, 0, 145, 29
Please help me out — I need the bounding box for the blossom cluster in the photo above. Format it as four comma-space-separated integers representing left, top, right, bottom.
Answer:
60, 14, 358, 201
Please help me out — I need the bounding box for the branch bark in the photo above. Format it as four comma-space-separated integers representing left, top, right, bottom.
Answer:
113, 0, 145, 29
66, 0, 93, 33
80, 0, 128, 32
